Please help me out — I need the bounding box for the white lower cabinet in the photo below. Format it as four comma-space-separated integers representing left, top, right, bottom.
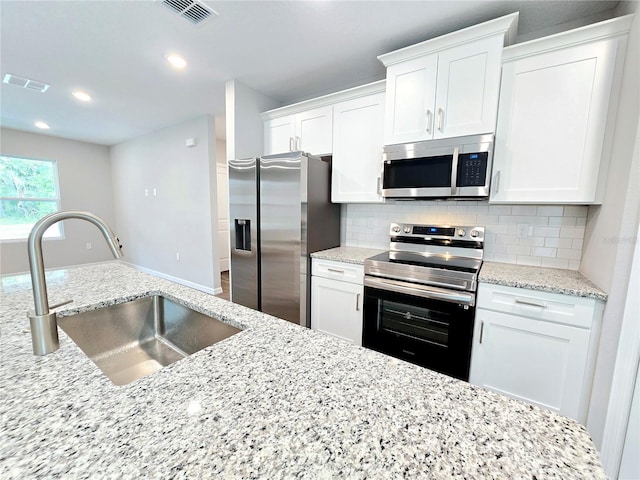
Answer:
311, 259, 364, 345
469, 283, 603, 423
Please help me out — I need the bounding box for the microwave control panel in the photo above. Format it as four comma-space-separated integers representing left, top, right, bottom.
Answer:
457, 152, 488, 187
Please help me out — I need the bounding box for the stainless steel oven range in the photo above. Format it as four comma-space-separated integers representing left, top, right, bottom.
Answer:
363, 223, 484, 381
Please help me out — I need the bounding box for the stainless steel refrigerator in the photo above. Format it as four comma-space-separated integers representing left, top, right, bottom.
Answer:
228, 152, 340, 327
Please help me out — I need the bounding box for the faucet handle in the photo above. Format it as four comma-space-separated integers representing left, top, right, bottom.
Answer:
49, 299, 73, 310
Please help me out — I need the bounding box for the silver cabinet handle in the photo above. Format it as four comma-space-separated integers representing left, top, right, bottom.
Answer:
515, 298, 547, 308
426, 110, 432, 134
295, 136, 301, 151
356, 293, 361, 311
479, 321, 484, 344
377, 176, 382, 196
289, 137, 294, 151
493, 170, 501, 195
327, 268, 344, 274
436, 108, 444, 131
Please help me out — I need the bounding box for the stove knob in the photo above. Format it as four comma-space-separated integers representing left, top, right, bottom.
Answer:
392, 225, 401, 233
404, 226, 412, 234
470, 229, 479, 238
457, 229, 466, 237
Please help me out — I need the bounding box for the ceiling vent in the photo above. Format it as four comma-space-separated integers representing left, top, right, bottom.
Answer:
162, 0, 218, 25
3, 73, 50, 93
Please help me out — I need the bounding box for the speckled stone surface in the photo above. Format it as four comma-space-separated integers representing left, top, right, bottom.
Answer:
310, 246, 384, 265
1, 262, 606, 479
480, 261, 607, 301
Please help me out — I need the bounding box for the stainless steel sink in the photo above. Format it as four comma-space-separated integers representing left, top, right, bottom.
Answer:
58, 295, 241, 386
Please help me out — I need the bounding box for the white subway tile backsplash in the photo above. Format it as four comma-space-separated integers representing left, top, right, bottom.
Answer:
545, 237, 574, 249
541, 257, 570, 269
512, 205, 537, 216
569, 259, 581, 270
557, 248, 582, 260
536, 206, 565, 216
489, 205, 513, 215
531, 246, 558, 258
533, 226, 561, 238
560, 227, 586, 239
342, 201, 586, 270
549, 216, 577, 227
564, 206, 588, 217
516, 255, 543, 267
506, 244, 531, 256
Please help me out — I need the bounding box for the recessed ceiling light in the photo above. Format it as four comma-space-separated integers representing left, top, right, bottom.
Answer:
35, 121, 50, 129
166, 54, 187, 69
72, 90, 92, 102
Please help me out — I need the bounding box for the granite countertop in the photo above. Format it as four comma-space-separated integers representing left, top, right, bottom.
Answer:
310, 246, 384, 265
479, 261, 608, 301
1, 262, 606, 478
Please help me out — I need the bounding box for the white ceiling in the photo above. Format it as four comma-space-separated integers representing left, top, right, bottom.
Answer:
0, 0, 622, 146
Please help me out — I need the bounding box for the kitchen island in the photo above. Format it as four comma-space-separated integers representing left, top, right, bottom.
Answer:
1, 262, 605, 479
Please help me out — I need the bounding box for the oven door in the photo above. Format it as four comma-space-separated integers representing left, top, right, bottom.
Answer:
363, 276, 475, 381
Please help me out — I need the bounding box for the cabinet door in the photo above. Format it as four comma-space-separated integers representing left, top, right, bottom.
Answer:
433, 35, 503, 139
469, 308, 591, 421
296, 106, 333, 155
332, 92, 385, 203
384, 55, 438, 145
311, 276, 363, 346
264, 115, 296, 155
491, 38, 618, 203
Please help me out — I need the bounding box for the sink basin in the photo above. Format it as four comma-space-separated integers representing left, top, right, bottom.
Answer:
58, 295, 241, 385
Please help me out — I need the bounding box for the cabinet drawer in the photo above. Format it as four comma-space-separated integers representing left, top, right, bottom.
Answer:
477, 283, 598, 329
312, 259, 364, 284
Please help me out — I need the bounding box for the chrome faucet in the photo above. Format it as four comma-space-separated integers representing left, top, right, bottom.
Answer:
27, 210, 123, 356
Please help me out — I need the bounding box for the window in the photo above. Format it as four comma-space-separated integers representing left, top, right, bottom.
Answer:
0, 155, 62, 241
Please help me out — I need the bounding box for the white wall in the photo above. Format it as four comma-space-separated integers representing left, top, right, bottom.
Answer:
343, 201, 588, 270
0, 128, 115, 274
110, 116, 220, 293
225, 79, 279, 160
580, 7, 640, 448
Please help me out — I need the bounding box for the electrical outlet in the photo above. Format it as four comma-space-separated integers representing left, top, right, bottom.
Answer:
517, 224, 530, 239
153, 188, 157, 197
144, 189, 149, 197
86, 242, 92, 250
176, 252, 180, 261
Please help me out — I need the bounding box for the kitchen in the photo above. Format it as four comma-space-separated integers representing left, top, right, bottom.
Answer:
1, 1, 638, 478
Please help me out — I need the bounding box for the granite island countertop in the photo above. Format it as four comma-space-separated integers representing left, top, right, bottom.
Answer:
1, 262, 606, 479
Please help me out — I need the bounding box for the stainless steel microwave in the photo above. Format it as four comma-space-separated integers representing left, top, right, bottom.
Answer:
381, 134, 494, 199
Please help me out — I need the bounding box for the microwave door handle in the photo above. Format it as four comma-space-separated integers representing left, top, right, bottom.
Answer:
450, 147, 460, 195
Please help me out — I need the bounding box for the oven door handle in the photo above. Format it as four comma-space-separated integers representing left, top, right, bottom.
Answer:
364, 276, 475, 306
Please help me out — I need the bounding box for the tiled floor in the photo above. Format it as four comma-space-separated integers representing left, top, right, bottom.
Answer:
217, 271, 230, 301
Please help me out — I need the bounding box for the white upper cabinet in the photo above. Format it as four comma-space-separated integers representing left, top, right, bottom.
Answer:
384, 55, 438, 144
295, 107, 333, 155
332, 86, 385, 203
490, 15, 633, 204
264, 115, 296, 155
263, 105, 333, 156
379, 13, 518, 145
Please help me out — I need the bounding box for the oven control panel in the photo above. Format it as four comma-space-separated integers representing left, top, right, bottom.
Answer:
390, 223, 484, 242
